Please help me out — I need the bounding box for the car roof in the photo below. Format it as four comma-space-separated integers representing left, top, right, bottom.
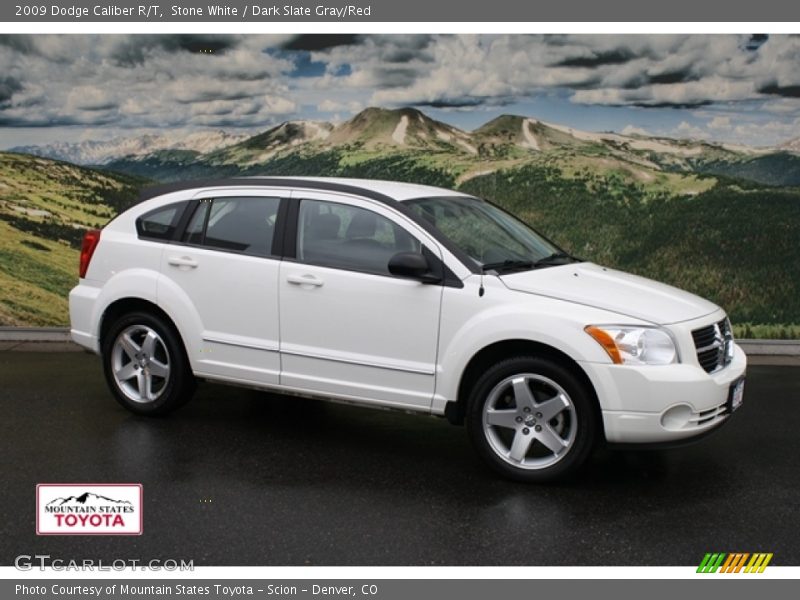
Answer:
139, 176, 472, 203
279, 177, 471, 201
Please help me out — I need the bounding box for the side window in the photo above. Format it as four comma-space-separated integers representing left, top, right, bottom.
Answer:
182, 197, 280, 257
182, 200, 208, 245
136, 201, 188, 241
296, 199, 421, 276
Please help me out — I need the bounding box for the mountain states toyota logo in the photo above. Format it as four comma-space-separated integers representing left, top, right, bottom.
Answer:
36, 484, 142, 535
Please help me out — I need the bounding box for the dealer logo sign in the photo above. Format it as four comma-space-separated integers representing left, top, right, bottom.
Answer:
36, 484, 142, 535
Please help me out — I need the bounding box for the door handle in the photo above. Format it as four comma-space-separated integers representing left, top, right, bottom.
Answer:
286, 273, 324, 287
167, 256, 199, 269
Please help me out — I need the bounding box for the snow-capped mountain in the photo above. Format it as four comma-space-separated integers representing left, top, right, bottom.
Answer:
220, 120, 334, 165
46, 492, 133, 507
11, 130, 249, 165
10, 107, 800, 187
779, 136, 800, 154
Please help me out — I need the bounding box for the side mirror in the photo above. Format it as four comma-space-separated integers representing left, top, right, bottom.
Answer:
388, 252, 441, 283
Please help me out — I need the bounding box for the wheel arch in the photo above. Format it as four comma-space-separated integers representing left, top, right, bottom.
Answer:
99, 297, 185, 357
445, 339, 602, 436
99, 296, 197, 416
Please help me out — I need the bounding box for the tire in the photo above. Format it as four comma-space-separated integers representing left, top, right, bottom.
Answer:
101, 311, 195, 416
466, 356, 597, 482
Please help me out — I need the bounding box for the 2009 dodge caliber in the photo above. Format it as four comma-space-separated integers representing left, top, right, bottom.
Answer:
69, 177, 746, 481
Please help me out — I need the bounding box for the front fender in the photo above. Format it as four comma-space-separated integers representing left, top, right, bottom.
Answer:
432, 277, 646, 414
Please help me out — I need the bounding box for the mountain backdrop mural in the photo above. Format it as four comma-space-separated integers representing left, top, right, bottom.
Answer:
1, 35, 800, 337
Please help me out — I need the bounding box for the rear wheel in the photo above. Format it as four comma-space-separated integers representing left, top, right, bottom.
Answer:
467, 356, 597, 482
102, 311, 195, 415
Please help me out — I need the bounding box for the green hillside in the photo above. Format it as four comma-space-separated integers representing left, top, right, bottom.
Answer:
460, 167, 800, 338
690, 152, 800, 187
0, 152, 146, 325
5, 107, 800, 338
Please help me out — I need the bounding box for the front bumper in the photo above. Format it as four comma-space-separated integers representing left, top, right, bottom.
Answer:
582, 343, 747, 444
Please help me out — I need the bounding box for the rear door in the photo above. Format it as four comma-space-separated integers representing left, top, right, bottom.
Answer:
158, 190, 288, 385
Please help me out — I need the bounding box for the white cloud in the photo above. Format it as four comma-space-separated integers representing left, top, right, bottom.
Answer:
0, 35, 296, 129
572, 78, 757, 107
659, 116, 800, 147
731, 120, 798, 146
707, 116, 732, 131
762, 98, 800, 114
318, 99, 362, 113
315, 34, 800, 111
4, 34, 800, 148
676, 121, 706, 139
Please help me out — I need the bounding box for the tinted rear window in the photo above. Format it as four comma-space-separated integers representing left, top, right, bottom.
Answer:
136, 201, 188, 241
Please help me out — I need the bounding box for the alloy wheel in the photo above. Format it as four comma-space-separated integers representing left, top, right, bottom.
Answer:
111, 324, 171, 404
482, 373, 577, 469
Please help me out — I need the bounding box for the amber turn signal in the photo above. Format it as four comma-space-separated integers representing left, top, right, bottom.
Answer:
584, 325, 623, 364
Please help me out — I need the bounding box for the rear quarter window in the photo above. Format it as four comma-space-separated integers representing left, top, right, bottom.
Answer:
135, 201, 189, 241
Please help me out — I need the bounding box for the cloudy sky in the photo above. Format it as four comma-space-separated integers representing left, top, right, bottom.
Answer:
2, 33, 800, 148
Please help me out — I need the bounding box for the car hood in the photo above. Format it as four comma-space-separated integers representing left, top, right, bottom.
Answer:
499, 262, 720, 325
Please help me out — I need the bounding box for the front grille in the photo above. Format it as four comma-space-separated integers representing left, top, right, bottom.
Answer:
692, 318, 733, 374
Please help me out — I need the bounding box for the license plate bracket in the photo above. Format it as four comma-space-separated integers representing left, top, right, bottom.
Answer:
727, 377, 745, 413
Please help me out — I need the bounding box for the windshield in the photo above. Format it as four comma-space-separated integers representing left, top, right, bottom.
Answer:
404, 196, 564, 269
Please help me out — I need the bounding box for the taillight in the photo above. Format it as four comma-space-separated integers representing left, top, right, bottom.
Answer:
79, 229, 101, 279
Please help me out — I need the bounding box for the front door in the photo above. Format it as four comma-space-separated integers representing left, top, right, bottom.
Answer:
278, 192, 443, 410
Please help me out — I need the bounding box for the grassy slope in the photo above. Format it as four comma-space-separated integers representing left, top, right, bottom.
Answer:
0, 152, 146, 325
460, 166, 800, 338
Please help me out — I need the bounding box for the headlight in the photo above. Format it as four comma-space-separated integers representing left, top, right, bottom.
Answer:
724, 317, 735, 364
585, 325, 678, 365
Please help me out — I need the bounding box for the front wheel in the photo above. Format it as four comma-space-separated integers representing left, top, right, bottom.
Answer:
101, 311, 195, 416
467, 356, 597, 482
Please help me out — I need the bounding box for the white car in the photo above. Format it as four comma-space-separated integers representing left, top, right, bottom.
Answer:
69, 177, 746, 481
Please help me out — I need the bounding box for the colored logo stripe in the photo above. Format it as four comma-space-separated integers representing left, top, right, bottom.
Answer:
697, 553, 772, 573
697, 553, 726, 573
720, 553, 748, 573
745, 553, 773, 573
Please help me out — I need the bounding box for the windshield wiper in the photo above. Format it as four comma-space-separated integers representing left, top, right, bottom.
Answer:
481, 252, 579, 273
533, 251, 576, 268
481, 259, 535, 273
